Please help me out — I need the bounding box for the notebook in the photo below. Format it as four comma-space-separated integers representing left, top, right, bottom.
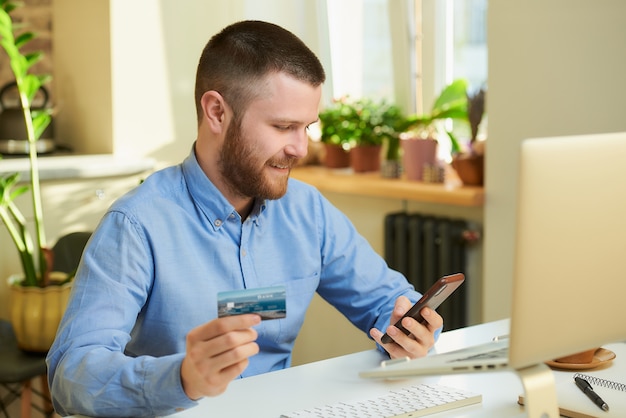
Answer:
361, 131, 626, 379
518, 342, 626, 417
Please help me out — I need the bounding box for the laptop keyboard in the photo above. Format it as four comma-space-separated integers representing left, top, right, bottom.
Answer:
280, 383, 481, 418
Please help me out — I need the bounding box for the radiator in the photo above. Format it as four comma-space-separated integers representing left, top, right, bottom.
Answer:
384, 212, 480, 330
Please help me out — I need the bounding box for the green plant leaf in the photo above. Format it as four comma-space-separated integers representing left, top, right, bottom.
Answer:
0, 174, 29, 205
432, 79, 468, 114
22, 74, 43, 104
9, 53, 27, 79
446, 130, 462, 155
24, 50, 43, 69
0, 173, 26, 203
10, 184, 28, 200
14, 31, 34, 48
31, 110, 51, 139
0, 4, 12, 24
0, 38, 19, 61
431, 105, 468, 121
2, 4, 18, 14
36, 73, 51, 86
0, 171, 20, 187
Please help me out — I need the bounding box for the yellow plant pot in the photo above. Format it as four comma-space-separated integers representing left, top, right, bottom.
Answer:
9, 273, 72, 352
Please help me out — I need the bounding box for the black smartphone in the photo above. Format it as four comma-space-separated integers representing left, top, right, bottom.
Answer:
380, 273, 465, 344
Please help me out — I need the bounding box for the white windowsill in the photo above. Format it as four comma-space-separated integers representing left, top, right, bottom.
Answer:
0, 154, 156, 182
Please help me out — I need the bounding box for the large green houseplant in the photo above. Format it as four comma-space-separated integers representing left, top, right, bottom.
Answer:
0, 0, 53, 287
1, 0, 72, 351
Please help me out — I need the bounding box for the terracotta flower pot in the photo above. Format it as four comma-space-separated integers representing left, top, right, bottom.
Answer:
350, 145, 382, 173
9, 273, 72, 352
322, 143, 350, 168
451, 153, 484, 186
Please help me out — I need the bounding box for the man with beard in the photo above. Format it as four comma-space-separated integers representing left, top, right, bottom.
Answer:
46, 21, 443, 418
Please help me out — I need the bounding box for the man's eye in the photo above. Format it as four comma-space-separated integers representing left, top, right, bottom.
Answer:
275, 125, 291, 131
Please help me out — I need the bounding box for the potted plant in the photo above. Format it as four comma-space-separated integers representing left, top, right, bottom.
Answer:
369, 100, 407, 178
318, 97, 354, 168
0, 0, 72, 351
347, 97, 408, 173
319, 96, 407, 173
450, 85, 486, 186
400, 79, 470, 181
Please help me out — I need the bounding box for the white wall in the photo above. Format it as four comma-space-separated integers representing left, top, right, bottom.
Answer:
53, 0, 325, 168
484, 0, 626, 320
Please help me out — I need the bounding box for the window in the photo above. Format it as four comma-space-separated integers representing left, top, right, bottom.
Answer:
450, 0, 488, 92
324, 0, 396, 102
318, 0, 488, 158
324, 0, 488, 114
418, 0, 488, 157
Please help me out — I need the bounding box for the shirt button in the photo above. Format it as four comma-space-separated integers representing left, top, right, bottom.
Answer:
214, 219, 223, 227
241, 249, 247, 257
228, 213, 235, 219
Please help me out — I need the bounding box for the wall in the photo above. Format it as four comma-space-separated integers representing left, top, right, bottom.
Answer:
51, 0, 112, 154
484, 0, 626, 321
51, 0, 325, 167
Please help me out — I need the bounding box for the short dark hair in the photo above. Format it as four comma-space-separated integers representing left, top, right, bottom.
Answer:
194, 20, 326, 124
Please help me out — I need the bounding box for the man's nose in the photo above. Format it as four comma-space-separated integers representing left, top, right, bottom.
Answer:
284, 130, 309, 159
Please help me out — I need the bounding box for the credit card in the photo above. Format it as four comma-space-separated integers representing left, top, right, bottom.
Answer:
217, 285, 286, 320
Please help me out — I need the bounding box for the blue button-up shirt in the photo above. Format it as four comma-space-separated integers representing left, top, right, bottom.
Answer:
47, 149, 420, 417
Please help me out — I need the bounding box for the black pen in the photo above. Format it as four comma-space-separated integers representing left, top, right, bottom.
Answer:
574, 376, 609, 412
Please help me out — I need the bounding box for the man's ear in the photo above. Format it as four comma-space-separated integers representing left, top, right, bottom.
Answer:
200, 91, 228, 133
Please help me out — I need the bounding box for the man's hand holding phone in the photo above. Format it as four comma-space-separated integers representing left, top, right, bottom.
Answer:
369, 273, 464, 359
370, 297, 443, 359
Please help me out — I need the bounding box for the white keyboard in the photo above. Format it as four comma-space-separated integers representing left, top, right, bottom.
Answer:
280, 383, 481, 418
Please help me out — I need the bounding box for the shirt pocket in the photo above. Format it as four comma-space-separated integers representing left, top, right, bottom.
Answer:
257, 273, 320, 346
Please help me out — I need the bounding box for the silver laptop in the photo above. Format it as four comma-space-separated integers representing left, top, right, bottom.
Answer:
360, 330, 510, 379
361, 131, 626, 380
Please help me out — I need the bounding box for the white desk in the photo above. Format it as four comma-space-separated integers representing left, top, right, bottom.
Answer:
172, 319, 528, 417
67, 319, 625, 417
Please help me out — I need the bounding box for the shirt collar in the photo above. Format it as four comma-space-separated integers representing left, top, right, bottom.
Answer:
181, 144, 268, 229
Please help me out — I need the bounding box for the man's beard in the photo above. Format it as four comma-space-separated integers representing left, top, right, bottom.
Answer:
218, 119, 296, 200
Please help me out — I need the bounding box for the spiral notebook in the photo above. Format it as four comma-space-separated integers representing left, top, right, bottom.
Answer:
518, 342, 626, 418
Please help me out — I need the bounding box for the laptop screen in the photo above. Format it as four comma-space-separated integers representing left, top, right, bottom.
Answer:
509, 131, 626, 369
